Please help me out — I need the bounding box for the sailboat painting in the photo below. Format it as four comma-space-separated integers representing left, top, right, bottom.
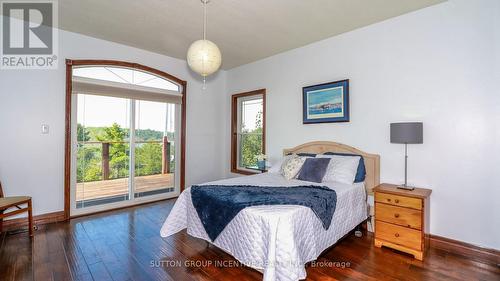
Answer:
303, 79, 349, 124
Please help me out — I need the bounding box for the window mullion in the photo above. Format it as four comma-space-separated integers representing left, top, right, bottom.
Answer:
128, 99, 136, 200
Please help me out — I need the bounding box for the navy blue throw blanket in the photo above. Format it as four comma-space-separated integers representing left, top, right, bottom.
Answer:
191, 185, 337, 241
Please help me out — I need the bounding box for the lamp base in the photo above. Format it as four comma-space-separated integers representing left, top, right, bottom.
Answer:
397, 184, 415, 191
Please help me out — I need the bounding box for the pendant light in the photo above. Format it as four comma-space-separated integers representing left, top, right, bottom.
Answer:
186, 0, 222, 89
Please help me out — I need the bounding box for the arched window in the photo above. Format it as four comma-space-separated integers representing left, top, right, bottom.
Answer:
73, 66, 180, 91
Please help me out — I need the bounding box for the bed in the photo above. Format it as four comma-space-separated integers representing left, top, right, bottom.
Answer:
160, 141, 380, 281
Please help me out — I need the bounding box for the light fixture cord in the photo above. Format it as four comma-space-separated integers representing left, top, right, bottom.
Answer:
202, 0, 207, 90
203, 0, 207, 40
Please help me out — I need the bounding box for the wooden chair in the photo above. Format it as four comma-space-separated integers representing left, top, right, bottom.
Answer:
0, 181, 33, 237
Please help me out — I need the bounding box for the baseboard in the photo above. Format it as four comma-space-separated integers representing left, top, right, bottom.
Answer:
1, 211, 66, 231
427, 234, 499, 265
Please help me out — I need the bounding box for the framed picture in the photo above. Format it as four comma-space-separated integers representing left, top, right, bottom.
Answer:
302, 79, 349, 124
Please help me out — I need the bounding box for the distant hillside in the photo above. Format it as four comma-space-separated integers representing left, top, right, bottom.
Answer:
80, 125, 175, 142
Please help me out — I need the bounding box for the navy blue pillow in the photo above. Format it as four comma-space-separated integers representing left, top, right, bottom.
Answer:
297, 158, 331, 183
323, 152, 366, 183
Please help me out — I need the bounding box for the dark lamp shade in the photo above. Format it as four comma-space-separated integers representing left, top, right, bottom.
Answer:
390, 122, 423, 144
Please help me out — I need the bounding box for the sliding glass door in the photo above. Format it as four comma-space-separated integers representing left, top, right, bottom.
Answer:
70, 66, 181, 216
134, 101, 177, 198
75, 94, 131, 209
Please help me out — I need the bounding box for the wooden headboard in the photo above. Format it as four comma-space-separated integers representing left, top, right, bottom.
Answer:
283, 141, 380, 194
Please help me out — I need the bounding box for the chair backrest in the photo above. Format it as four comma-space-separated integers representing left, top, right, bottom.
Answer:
0, 181, 3, 198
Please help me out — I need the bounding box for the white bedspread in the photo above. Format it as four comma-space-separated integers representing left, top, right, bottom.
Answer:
160, 173, 367, 281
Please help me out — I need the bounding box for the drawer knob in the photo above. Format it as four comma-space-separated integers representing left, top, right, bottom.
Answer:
395, 199, 400, 203
387, 199, 391, 202
394, 213, 400, 218
395, 233, 400, 237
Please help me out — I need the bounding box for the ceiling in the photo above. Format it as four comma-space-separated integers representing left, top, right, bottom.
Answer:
59, 0, 445, 69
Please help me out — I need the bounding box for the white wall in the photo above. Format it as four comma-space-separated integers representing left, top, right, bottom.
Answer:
226, 0, 500, 249
0, 28, 227, 216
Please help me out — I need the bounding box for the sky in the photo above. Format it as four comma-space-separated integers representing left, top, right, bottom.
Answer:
241, 99, 262, 131
75, 66, 178, 133
77, 94, 175, 132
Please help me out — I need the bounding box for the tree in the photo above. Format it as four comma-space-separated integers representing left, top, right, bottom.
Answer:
240, 110, 263, 167
135, 143, 163, 176
77, 123, 90, 142
255, 110, 263, 129
76, 145, 101, 182
97, 123, 129, 179
76, 123, 100, 182
97, 123, 127, 142
76, 123, 173, 182
135, 129, 163, 141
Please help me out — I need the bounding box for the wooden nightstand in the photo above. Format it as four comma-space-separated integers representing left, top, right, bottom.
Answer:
373, 183, 432, 260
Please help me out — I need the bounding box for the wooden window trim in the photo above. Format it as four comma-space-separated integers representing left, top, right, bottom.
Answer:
231, 89, 266, 175
64, 59, 187, 220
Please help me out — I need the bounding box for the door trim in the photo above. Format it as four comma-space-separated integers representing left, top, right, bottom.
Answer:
64, 59, 187, 220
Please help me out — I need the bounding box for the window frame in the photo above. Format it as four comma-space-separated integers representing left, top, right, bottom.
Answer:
231, 89, 266, 175
65, 59, 187, 220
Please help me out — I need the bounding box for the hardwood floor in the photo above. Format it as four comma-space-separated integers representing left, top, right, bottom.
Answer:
0, 199, 498, 281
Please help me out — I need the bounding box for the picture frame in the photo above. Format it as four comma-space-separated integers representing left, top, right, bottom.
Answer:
302, 79, 349, 124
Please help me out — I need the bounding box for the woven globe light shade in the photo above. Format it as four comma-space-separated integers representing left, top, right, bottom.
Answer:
187, 39, 222, 77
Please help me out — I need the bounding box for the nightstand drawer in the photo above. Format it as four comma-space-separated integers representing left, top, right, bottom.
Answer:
375, 221, 422, 250
376, 203, 422, 229
375, 192, 422, 210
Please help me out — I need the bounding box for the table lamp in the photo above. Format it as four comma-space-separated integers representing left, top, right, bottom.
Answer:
390, 122, 423, 190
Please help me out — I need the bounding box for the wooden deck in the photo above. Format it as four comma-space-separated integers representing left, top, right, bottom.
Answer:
76, 174, 173, 201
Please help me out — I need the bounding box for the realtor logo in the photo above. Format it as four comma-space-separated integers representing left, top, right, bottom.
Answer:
1, 1, 58, 69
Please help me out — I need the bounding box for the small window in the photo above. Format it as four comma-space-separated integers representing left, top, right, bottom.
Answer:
231, 89, 266, 174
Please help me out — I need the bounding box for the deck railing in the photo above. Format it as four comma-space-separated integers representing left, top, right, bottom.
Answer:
78, 136, 172, 181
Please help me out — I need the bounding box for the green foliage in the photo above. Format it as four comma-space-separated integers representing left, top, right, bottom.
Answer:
83, 126, 174, 142
77, 123, 90, 142
97, 123, 129, 179
96, 123, 127, 142
135, 129, 162, 141
135, 143, 162, 176
239, 110, 263, 168
77, 144, 102, 182
255, 110, 263, 129
76, 123, 175, 183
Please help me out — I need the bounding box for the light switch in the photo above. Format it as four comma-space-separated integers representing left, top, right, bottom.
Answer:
41, 124, 49, 134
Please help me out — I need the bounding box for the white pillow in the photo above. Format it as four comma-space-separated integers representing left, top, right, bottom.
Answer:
317, 154, 360, 184
280, 155, 306, 180
268, 156, 288, 174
